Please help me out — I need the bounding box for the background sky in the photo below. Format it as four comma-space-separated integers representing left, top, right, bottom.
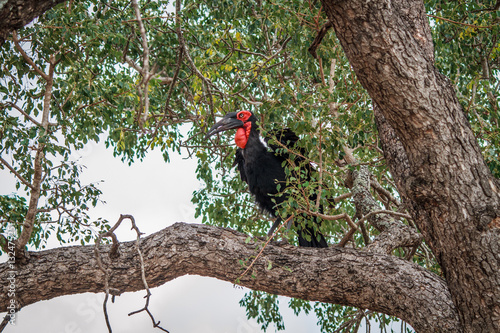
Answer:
1, 135, 324, 333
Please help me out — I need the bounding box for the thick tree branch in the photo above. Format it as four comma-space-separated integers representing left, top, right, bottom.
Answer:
0, 223, 459, 332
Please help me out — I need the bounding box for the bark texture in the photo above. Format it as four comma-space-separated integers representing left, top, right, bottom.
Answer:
0, 222, 459, 332
321, 0, 500, 331
0, 0, 68, 44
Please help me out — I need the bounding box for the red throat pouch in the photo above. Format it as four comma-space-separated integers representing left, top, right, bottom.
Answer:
235, 123, 251, 149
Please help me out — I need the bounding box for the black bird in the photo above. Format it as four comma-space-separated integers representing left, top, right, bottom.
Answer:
205, 110, 328, 248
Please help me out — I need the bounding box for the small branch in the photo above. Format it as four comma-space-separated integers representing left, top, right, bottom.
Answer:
94, 228, 114, 332
370, 177, 401, 207
308, 21, 333, 59
342, 145, 357, 165
95, 214, 169, 332
332, 192, 352, 203
124, 55, 143, 73
145, 14, 184, 150
315, 121, 323, 210
122, 15, 175, 23
127, 216, 169, 332
234, 93, 264, 106
297, 209, 353, 222
178, 33, 215, 115
295, 208, 360, 247
15, 54, 56, 253
328, 58, 337, 94
174, 0, 218, 116
7, 103, 42, 127
472, 0, 500, 12
356, 210, 411, 227
0, 157, 34, 190
131, 0, 151, 126
338, 210, 414, 249
426, 14, 499, 29
12, 31, 49, 81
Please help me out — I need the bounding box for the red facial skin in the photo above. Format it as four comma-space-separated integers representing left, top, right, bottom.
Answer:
234, 111, 252, 149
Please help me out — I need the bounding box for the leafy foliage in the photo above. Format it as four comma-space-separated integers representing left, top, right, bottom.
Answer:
240, 291, 285, 331
427, 0, 500, 177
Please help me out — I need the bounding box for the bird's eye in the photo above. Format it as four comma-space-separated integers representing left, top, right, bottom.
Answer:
239, 113, 244, 118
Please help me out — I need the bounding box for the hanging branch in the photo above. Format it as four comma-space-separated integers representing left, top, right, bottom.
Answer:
127, 217, 170, 332
94, 214, 169, 333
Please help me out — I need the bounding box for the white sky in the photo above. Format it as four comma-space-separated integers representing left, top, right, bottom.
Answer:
0, 137, 322, 333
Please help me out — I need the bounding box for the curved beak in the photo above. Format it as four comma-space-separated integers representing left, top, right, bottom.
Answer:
205, 115, 243, 139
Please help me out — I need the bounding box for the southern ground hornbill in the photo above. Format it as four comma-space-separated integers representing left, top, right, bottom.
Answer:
205, 110, 328, 248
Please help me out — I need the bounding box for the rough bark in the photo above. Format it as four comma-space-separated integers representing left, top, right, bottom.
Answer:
348, 165, 423, 254
0, 0, 68, 44
321, 0, 500, 331
0, 222, 460, 332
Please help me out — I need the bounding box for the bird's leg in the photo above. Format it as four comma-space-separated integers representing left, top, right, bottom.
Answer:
268, 216, 294, 245
267, 216, 283, 238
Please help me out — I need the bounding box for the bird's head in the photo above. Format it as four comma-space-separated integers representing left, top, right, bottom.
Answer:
205, 110, 256, 149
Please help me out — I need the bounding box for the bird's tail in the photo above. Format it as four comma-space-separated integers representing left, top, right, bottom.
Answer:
298, 224, 328, 248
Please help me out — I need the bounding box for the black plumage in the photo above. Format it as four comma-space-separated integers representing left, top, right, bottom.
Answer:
206, 111, 328, 248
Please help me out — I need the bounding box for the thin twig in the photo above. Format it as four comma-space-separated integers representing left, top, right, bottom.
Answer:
0, 157, 34, 190
236, 215, 294, 282
338, 210, 412, 247
427, 13, 499, 29
126, 216, 170, 332
95, 214, 169, 332
145, 7, 185, 150
7, 102, 42, 127
175, 0, 216, 116
94, 233, 113, 332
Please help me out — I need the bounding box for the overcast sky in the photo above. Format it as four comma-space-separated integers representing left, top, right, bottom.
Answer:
1, 135, 325, 333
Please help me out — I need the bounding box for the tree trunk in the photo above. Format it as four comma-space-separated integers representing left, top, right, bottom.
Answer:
1, 222, 460, 332
320, 0, 500, 331
0, 0, 68, 44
